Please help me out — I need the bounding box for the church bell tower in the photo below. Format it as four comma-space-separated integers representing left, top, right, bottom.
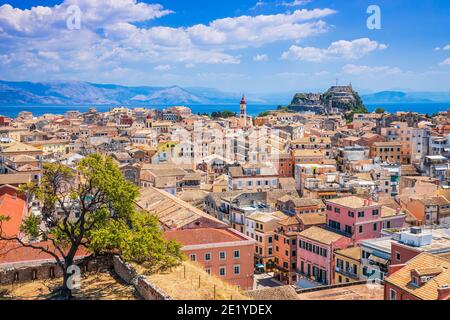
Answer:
240, 95, 247, 126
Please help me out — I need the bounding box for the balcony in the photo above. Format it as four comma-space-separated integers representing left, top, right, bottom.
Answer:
335, 267, 359, 280
324, 225, 353, 238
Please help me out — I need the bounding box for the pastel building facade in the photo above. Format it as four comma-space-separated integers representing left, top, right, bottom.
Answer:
325, 196, 383, 242
297, 226, 352, 285
164, 227, 256, 290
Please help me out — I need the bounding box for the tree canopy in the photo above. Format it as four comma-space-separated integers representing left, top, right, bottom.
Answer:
0, 154, 183, 298
211, 110, 237, 119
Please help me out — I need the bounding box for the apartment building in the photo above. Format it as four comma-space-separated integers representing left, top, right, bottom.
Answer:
227, 164, 279, 192
334, 246, 362, 284
325, 196, 384, 242
164, 227, 256, 290
246, 211, 286, 271
297, 226, 352, 285
370, 141, 402, 164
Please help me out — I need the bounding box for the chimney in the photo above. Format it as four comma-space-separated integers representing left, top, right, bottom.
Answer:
437, 285, 450, 300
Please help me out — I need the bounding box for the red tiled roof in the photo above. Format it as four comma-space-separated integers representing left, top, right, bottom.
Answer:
0, 194, 27, 237
164, 228, 247, 246
0, 240, 89, 266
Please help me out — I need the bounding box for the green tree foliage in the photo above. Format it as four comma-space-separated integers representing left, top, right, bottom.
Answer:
375, 107, 385, 114
211, 110, 237, 118
257, 111, 270, 117
0, 154, 183, 299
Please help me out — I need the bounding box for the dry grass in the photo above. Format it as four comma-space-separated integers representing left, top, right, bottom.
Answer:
133, 261, 250, 300
0, 272, 139, 300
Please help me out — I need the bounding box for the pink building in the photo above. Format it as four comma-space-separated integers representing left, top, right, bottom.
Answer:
164, 227, 256, 290
297, 226, 352, 285
325, 196, 383, 242
325, 196, 405, 243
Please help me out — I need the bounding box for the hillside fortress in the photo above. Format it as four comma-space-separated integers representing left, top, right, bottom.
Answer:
289, 84, 365, 114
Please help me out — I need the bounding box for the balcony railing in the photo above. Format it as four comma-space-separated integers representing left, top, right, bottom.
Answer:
335, 267, 359, 280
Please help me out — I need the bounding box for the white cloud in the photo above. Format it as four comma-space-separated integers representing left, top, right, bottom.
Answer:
315, 71, 329, 76
154, 64, 172, 71
0, 1, 337, 81
250, 1, 266, 11
280, 0, 312, 7
37, 51, 60, 60
434, 47, 441, 51
342, 64, 401, 75
440, 58, 450, 66
281, 38, 387, 62
0, 0, 172, 37
253, 54, 269, 61
196, 73, 247, 81
444, 45, 450, 51
185, 63, 196, 68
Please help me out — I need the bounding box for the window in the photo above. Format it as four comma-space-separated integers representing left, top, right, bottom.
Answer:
334, 207, 341, 214
219, 251, 226, 260
373, 209, 379, 216
190, 254, 197, 261
359, 225, 363, 233
373, 223, 378, 231
234, 250, 240, 259
234, 265, 240, 275
396, 252, 401, 262
358, 211, 365, 218
345, 225, 352, 235
219, 267, 226, 276
348, 211, 355, 218
389, 289, 397, 300
205, 253, 211, 261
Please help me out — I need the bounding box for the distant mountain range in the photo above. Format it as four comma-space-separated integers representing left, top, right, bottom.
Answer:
361, 91, 450, 104
0, 80, 288, 106
1, 80, 450, 106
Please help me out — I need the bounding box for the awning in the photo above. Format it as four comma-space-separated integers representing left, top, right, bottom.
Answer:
369, 255, 389, 265
256, 264, 265, 268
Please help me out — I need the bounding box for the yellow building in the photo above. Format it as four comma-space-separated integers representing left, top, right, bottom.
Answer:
29, 139, 69, 156
334, 246, 362, 284
152, 141, 179, 163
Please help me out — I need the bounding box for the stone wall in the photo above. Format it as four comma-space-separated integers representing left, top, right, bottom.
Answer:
112, 255, 172, 300
0, 257, 110, 285
135, 275, 172, 300
112, 255, 137, 284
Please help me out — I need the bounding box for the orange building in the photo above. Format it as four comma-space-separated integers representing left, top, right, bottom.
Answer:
274, 153, 294, 177
370, 141, 402, 163
292, 149, 325, 166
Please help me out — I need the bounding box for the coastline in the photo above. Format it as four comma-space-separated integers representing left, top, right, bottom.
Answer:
1, 102, 450, 118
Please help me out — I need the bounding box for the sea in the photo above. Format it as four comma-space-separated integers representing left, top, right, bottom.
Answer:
1, 102, 450, 118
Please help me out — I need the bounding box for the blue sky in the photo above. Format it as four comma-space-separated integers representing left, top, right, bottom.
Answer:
0, 0, 450, 93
